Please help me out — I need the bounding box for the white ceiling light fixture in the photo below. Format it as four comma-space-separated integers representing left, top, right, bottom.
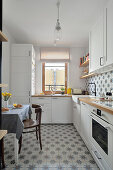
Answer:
54, 0, 62, 41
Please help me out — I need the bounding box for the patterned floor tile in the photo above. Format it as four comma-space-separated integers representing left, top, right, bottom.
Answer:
3, 124, 99, 169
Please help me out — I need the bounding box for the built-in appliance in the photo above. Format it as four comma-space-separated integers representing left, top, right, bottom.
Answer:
89, 107, 113, 170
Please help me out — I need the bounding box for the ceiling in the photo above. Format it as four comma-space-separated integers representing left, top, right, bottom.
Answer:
3, 0, 108, 47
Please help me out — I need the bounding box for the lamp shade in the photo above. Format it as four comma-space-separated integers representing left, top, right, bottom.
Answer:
54, 28, 62, 41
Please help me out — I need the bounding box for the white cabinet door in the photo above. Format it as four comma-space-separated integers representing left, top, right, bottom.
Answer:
76, 103, 81, 134
52, 97, 72, 123
73, 103, 77, 128
11, 46, 31, 104
11, 44, 35, 104
41, 103, 52, 123
81, 102, 90, 148
31, 97, 52, 123
106, 0, 113, 66
73, 102, 81, 134
89, 15, 104, 73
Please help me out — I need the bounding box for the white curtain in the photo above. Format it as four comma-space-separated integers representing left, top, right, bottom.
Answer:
40, 47, 70, 60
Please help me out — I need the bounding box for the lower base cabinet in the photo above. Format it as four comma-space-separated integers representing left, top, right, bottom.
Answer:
41, 103, 52, 123
81, 102, 91, 148
31, 97, 52, 123
73, 102, 81, 134
52, 97, 72, 123
91, 143, 111, 170
31, 97, 72, 124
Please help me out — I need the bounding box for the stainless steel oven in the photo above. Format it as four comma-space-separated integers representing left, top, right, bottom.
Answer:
89, 108, 113, 170
92, 118, 108, 155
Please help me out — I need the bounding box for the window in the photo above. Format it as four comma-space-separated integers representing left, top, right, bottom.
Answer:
42, 63, 67, 94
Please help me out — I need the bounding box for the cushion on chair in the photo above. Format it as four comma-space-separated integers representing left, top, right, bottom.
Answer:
23, 119, 39, 129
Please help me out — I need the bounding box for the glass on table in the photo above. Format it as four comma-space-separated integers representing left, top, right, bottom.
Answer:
13, 103, 17, 107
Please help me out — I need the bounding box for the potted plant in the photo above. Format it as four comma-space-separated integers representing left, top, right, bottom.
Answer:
61, 87, 65, 95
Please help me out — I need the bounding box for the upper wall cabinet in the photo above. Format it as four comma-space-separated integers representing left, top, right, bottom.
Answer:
106, 0, 113, 66
89, 0, 113, 73
11, 44, 35, 104
89, 15, 104, 73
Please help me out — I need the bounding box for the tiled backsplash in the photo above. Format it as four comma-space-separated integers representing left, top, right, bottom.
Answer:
85, 71, 113, 96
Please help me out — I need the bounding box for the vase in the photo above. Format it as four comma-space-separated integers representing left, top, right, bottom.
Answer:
4, 100, 9, 108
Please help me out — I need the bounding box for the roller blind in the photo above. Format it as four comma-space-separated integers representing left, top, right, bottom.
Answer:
40, 47, 70, 60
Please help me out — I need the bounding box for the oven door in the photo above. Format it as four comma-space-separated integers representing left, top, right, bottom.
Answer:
90, 113, 113, 168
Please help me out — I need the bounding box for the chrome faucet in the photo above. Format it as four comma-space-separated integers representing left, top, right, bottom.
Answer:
51, 86, 55, 95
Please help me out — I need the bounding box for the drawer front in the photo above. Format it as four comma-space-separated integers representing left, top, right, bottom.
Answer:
31, 97, 51, 104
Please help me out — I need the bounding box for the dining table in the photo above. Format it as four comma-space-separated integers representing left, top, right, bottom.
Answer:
1, 104, 32, 164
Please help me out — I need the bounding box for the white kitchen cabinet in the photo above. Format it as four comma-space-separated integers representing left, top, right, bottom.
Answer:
106, 0, 113, 66
89, 0, 113, 73
81, 102, 91, 148
11, 44, 35, 104
32, 97, 72, 124
31, 97, 52, 123
73, 103, 76, 128
89, 15, 104, 73
73, 102, 81, 134
51, 97, 72, 123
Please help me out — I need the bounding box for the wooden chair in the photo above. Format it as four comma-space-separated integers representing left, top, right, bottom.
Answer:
0, 138, 5, 169
18, 104, 42, 153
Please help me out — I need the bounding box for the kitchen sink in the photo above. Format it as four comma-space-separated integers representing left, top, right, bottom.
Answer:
72, 95, 95, 103
44, 94, 69, 97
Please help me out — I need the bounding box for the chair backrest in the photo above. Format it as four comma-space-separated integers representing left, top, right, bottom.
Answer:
32, 104, 41, 109
32, 104, 42, 124
35, 107, 42, 125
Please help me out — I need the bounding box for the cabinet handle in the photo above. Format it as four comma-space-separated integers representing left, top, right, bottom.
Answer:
52, 98, 58, 99
73, 106, 76, 108
29, 51, 31, 56
100, 57, 103, 66
93, 151, 101, 160
29, 91, 30, 96
29, 98, 30, 103
38, 98, 44, 99
82, 103, 85, 105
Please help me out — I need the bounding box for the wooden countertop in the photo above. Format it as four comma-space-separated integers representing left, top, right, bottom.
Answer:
79, 98, 113, 115
32, 94, 72, 97
0, 130, 7, 140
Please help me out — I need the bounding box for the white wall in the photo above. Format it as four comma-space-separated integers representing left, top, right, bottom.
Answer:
34, 46, 87, 94
34, 47, 42, 94
2, 26, 16, 92
69, 48, 86, 90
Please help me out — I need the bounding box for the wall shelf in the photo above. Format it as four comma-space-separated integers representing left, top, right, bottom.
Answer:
0, 31, 8, 42
0, 84, 8, 87
80, 73, 96, 79
80, 59, 89, 67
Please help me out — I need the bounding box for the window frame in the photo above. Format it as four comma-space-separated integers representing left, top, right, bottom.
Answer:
42, 62, 67, 94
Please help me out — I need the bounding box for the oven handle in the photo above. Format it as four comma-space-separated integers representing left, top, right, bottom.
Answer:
91, 111, 104, 117
89, 114, 113, 132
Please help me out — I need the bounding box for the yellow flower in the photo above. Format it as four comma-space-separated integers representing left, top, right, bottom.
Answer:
2, 92, 12, 97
